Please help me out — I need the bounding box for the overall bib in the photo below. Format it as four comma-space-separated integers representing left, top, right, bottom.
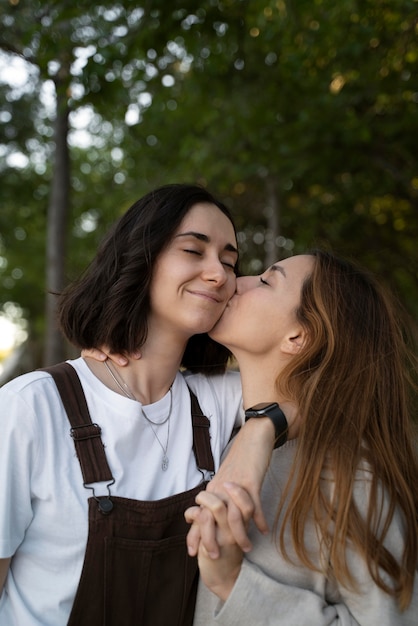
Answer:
45, 363, 215, 626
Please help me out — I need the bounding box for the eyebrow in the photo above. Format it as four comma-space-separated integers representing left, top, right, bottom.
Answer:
268, 264, 287, 277
175, 231, 238, 255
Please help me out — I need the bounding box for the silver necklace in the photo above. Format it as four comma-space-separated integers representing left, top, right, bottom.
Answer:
142, 402, 171, 471
103, 359, 172, 470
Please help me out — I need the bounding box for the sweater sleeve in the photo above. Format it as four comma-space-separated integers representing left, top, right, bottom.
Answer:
193, 448, 418, 626
197, 553, 418, 626
195, 559, 360, 626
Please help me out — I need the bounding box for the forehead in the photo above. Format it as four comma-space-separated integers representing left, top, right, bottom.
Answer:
177, 202, 237, 242
275, 255, 315, 275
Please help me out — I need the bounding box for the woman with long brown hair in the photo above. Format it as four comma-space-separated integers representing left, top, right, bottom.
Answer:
187, 250, 418, 625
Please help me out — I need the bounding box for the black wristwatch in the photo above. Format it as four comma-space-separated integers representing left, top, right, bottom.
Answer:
244, 402, 288, 449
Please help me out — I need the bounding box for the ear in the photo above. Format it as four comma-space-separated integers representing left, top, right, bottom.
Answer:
280, 327, 308, 356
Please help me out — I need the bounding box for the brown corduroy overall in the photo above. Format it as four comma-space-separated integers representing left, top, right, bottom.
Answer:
45, 363, 215, 626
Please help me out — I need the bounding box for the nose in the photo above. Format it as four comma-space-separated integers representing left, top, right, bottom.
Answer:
202, 255, 229, 285
236, 275, 258, 294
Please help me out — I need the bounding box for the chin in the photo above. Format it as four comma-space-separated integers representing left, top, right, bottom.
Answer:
192, 317, 223, 336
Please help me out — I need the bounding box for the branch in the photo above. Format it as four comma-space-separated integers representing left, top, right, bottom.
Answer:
0, 39, 39, 69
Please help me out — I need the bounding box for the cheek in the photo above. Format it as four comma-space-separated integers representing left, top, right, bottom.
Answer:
226, 274, 237, 299
212, 297, 259, 345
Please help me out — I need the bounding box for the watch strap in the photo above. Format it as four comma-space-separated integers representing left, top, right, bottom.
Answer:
245, 403, 288, 449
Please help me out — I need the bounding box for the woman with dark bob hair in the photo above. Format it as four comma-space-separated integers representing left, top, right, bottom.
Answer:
187, 251, 418, 625
0, 184, 276, 626
60, 183, 236, 373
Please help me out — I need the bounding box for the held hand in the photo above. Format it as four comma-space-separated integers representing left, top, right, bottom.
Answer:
186, 482, 255, 558
186, 492, 244, 602
81, 347, 141, 366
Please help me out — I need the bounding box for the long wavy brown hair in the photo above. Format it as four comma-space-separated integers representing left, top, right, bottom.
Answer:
276, 249, 418, 610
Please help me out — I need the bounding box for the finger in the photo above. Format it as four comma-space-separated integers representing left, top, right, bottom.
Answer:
114, 350, 142, 365
224, 482, 269, 535
252, 501, 269, 535
184, 505, 200, 525
186, 520, 202, 557
81, 348, 107, 361
223, 483, 254, 520
195, 491, 228, 517
81, 346, 130, 366
197, 506, 219, 559
224, 498, 253, 553
195, 492, 237, 558
221, 482, 255, 551
185, 504, 221, 559
108, 354, 129, 367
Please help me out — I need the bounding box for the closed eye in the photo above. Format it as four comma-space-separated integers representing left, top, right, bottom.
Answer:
185, 249, 235, 270
260, 276, 269, 285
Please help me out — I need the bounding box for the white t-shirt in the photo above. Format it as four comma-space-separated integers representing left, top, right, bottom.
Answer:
0, 358, 243, 626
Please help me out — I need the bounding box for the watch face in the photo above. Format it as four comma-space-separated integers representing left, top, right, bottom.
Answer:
249, 402, 277, 412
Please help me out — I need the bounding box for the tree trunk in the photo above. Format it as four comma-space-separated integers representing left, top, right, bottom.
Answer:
43, 80, 70, 366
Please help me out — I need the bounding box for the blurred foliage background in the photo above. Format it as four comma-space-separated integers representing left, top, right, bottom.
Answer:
0, 0, 417, 376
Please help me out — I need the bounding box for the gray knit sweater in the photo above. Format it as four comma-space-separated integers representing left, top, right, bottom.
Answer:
194, 441, 418, 625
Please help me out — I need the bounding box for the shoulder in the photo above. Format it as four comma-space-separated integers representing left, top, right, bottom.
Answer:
182, 369, 243, 430
0, 365, 77, 440
182, 368, 242, 399
0, 368, 56, 400
0, 370, 64, 480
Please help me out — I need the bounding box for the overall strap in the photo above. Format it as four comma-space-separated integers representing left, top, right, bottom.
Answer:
43, 362, 215, 477
41, 362, 113, 485
190, 390, 215, 473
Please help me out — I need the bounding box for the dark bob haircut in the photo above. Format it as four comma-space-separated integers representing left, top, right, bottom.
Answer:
58, 183, 239, 375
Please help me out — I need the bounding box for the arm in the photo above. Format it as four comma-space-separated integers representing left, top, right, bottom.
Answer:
196, 559, 362, 626
0, 386, 39, 600
0, 558, 10, 595
186, 417, 275, 557
205, 397, 298, 544
189, 397, 297, 555
195, 556, 414, 626
208, 417, 275, 528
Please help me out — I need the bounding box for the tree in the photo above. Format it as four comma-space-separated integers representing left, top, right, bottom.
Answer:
1, 1, 156, 363
1, 0, 417, 375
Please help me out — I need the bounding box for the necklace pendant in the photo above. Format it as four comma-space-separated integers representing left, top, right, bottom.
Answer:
162, 455, 169, 471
